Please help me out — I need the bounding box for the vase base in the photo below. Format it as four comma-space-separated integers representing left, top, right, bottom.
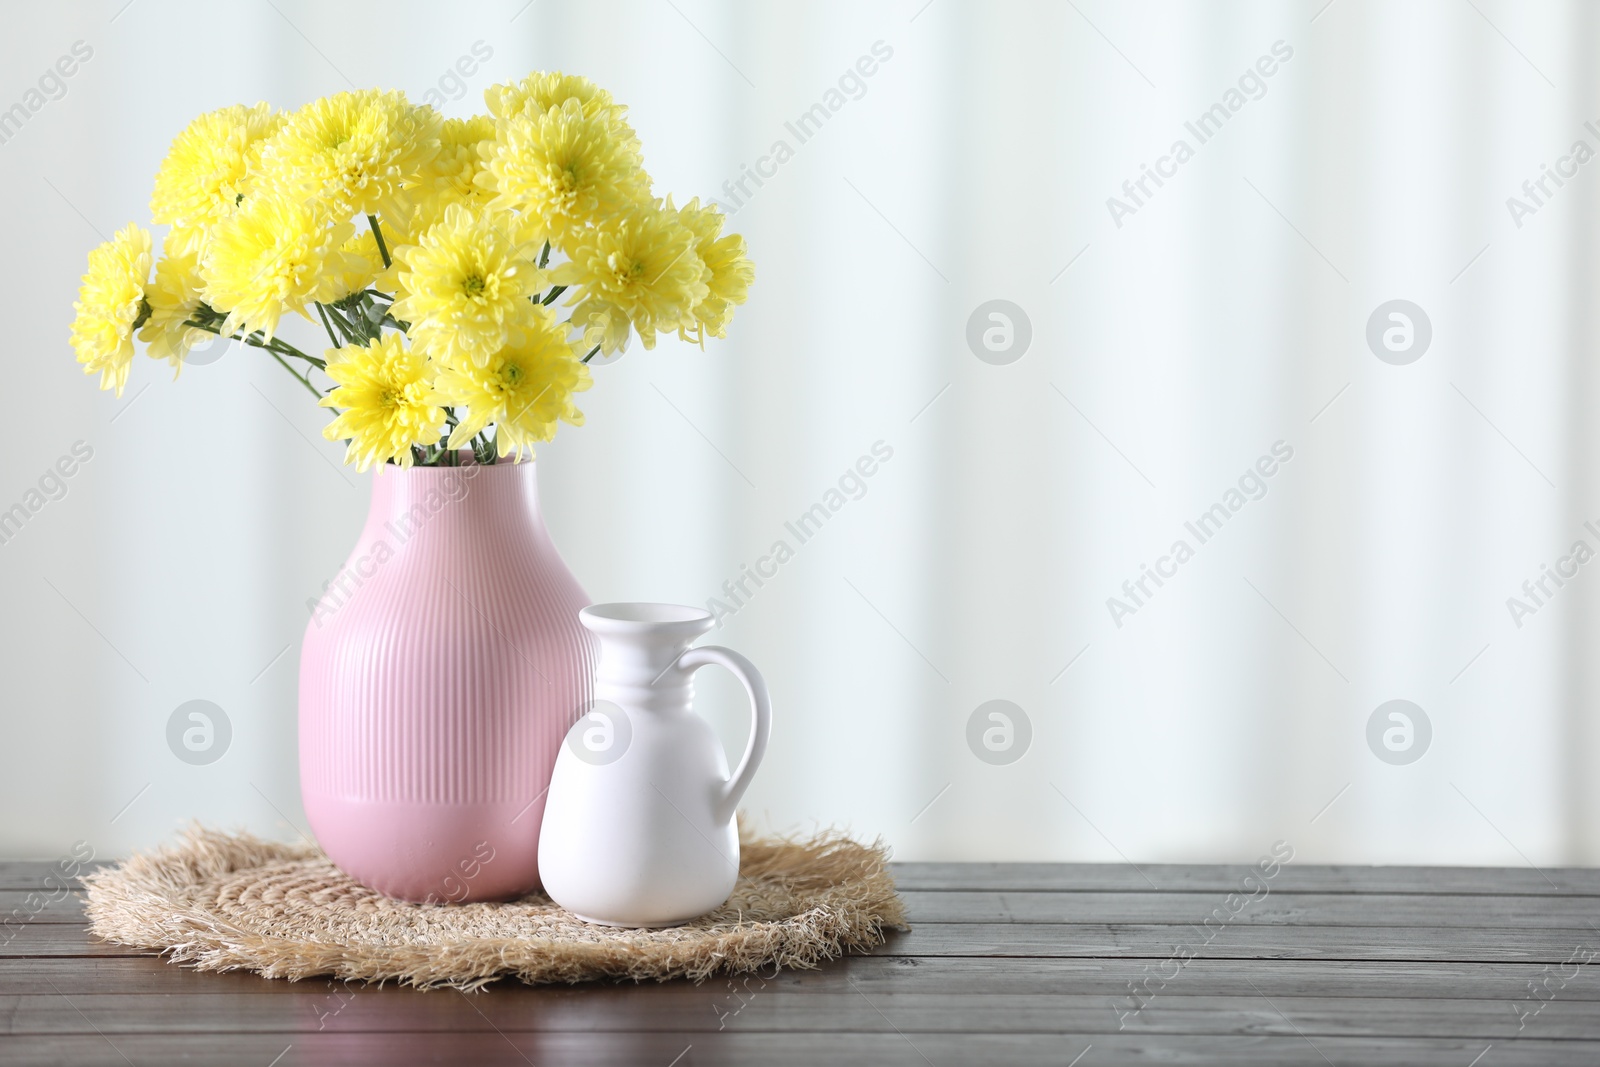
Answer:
303, 792, 548, 903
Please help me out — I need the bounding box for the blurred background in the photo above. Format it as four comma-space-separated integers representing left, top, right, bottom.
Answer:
4, 0, 1598, 869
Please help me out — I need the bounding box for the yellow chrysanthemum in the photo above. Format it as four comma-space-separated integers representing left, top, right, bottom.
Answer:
69, 223, 152, 397
433, 314, 591, 459
258, 90, 441, 220
484, 71, 630, 127
202, 193, 358, 341
150, 103, 283, 258
551, 200, 708, 352
674, 197, 754, 344
405, 115, 497, 236
319, 333, 445, 471
478, 97, 649, 246
138, 245, 212, 371
391, 203, 545, 366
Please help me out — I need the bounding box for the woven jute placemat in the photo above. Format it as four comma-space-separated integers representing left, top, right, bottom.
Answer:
84, 825, 906, 989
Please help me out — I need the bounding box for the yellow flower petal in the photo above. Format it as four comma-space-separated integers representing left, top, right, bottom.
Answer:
391, 202, 546, 366
319, 333, 445, 471
257, 90, 441, 221
431, 312, 590, 459
69, 223, 152, 397
201, 193, 358, 341
139, 242, 213, 371
150, 103, 283, 260
478, 97, 648, 247
550, 199, 708, 352
674, 196, 754, 343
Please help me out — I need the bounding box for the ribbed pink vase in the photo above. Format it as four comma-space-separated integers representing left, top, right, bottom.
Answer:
298, 458, 594, 903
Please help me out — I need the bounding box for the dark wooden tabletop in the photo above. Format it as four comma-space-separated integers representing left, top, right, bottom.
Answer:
4, 858, 1599, 1065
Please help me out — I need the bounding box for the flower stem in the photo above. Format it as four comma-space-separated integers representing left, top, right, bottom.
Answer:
263, 337, 325, 369
273, 349, 324, 369
540, 285, 567, 306
181, 318, 327, 371
580, 343, 602, 363
325, 306, 363, 347
367, 214, 391, 270
315, 303, 344, 349
264, 346, 324, 401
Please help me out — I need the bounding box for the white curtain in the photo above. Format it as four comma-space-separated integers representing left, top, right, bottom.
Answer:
5, 0, 1598, 867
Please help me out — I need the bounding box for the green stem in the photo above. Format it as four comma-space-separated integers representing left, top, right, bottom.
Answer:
254, 334, 324, 369
538, 241, 550, 268
580, 344, 602, 364
314, 303, 343, 349
325, 307, 362, 347
265, 347, 324, 401
367, 214, 391, 270
540, 285, 567, 306
264, 337, 325, 369
275, 350, 324, 370
181, 318, 327, 370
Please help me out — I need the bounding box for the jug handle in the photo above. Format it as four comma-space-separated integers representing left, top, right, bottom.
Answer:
675, 646, 772, 825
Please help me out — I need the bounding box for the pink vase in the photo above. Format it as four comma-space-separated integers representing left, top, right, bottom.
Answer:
298, 458, 594, 903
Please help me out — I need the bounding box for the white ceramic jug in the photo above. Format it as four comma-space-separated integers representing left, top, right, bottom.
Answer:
538, 602, 773, 926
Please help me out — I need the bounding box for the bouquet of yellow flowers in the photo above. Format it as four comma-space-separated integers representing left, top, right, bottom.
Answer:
67, 73, 754, 469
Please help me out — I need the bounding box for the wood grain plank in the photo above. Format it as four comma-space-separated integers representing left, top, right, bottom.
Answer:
11, 920, 1600, 964
10, 955, 1600, 1002
0, 889, 85, 924
0, 925, 152, 958
14, 888, 1598, 929
0, 862, 104, 892
891, 862, 1600, 895
829, 955, 1600, 1000
865, 924, 1600, 962
0, 1031, 1589, 1067
896, 890, 1600, 927
5, 989, 1600, 1039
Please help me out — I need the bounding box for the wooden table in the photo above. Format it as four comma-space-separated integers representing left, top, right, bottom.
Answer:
4, 858, 1599, 1065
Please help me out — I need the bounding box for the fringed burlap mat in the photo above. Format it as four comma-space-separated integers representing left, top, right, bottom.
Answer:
83, 825, 906, 990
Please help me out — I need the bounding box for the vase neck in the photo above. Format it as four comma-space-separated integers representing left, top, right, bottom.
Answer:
363, 459, 543, 547
593, 631, 699, 688
581, 605, 716, 709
